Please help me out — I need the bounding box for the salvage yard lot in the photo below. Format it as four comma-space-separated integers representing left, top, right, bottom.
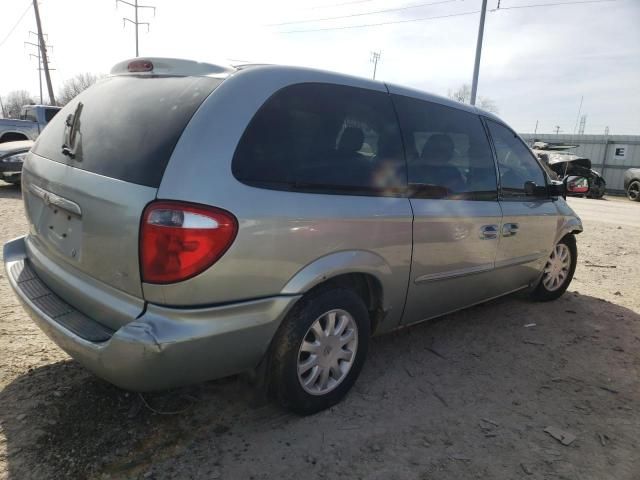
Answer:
0, 181, 639, 480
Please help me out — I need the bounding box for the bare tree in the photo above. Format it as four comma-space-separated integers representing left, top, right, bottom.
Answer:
448, 84, 471, 104
1, 90, 36, 118
447, 83, 499, 114
57, 73, 103, 106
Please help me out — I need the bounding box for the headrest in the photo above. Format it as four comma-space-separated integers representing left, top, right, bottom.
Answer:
338, 127, 365, 153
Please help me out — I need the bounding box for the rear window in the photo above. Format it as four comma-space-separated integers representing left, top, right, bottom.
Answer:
44, 107, 59, 123
32, 75, 221, 187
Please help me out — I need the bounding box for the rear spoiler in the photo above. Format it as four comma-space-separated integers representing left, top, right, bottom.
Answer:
110, 57, 236, 77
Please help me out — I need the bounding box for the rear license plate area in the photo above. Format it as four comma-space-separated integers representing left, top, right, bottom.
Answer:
38, 204, 83, 261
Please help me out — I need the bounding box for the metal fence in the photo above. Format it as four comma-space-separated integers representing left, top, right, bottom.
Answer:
520, 133, 640, 194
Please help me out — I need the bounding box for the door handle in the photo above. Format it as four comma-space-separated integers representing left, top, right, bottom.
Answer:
502, 223, 519, 237
480, 224, 499, 240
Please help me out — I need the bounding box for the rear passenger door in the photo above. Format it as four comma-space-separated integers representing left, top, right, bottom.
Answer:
485, 120, 558, 293
391, 94, 503, 325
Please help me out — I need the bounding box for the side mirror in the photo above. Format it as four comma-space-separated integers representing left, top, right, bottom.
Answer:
524, 181, 548, 197
548, 180, 565, 198
565, 176, 590, 195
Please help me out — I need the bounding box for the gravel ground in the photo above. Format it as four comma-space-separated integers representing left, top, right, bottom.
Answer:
0, 181, 639, 480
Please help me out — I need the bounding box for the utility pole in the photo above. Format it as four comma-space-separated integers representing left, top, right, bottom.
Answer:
28, 46, 42, 104
470, 0, 488, 106
25, 33, 52, 105
534, 120, 539, 135
0, 96, 6, 118
572, 95, 583, 134
370, 51, 381, 80
32, 0, 55, 105
116, 0, 156, 57
578, 115, 587, 135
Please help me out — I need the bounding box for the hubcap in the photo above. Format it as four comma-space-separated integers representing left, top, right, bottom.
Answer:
297, 309, 358, 396
542, 243, 571, 292
629, 183, 640, 201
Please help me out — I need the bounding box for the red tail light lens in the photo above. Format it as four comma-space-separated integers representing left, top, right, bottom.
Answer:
140, 201, 237, 284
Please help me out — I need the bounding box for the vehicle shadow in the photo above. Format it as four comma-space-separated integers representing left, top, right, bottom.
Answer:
0, 181, 21, 200
1, 292, 638, 479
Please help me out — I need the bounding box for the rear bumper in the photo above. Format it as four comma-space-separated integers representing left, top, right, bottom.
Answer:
3, 236, 299, 391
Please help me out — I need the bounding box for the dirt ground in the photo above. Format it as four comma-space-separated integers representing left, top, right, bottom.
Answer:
0, 181, 638, 480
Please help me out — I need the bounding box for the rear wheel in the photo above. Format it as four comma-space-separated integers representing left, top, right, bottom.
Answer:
269, 287, 370, 415
531, 235, 577, 302
627, 180, 640, 202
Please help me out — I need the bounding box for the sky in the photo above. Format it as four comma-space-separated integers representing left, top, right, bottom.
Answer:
0, 0, 639, 134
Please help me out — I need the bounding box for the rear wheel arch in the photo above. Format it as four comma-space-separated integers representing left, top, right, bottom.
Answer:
281, 250, 391, 334
302, 272, 384, 334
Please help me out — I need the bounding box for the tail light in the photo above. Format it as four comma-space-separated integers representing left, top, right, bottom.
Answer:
140, 201, 237, 284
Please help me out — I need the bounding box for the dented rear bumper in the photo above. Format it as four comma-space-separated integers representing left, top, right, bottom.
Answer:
3, 236, 299, 391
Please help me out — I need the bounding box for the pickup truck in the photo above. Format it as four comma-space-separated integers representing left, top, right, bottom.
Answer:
0, 105, 61, 143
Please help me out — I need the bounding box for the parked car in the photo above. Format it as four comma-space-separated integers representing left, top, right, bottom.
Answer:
0, 139, 33, 185
623, 168, 640, 202
4, 58, 586, 415
533, 148, 606, 199
0, 104, 61, 143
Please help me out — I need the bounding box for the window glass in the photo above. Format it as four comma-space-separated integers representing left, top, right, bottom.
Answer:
44, 107, 59, 123
32, 76, 221, 187
22, 108, 37, 122
392, 94, 497, 200
232, 83, 406, 196
486, 120, 547, 197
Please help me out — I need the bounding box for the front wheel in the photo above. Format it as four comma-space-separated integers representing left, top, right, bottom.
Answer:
627, 180, 640, 202
269, 287, 370, 415
587, 177, 605, 199
531, 235, 577, 302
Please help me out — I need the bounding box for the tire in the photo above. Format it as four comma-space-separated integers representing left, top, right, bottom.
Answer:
269, 287, 370, 415
530, 234, 577, 302
587, 177, 605, 199
627, 180, 640, 202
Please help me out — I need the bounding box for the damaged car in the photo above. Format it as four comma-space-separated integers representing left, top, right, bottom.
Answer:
0, 140, 33, 185
533, 147, 605, 199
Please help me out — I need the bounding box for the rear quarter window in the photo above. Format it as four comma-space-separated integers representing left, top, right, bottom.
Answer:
232, 82, 406, 196
32, 75, 221, 187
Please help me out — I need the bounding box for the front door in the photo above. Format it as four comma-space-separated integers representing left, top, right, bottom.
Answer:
390, 92, 503, 325
485, 120, 558, 294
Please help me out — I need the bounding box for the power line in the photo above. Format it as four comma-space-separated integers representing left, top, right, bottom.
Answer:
268, 0, 456, 26
280, 9, 481, 33
0, 1, 32, 50
304, 0, 379, 9
492, 0, 616, 11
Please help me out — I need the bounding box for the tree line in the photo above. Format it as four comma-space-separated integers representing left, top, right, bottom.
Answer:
1, 75, 499, 119
0, 73, 103, 118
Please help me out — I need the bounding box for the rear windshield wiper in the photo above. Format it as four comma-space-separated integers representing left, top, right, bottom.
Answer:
61, 102, 83, 159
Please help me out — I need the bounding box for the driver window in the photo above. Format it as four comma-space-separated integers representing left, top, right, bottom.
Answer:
487, 120, 547, 198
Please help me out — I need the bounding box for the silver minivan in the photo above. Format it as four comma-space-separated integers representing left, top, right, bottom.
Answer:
4, 58, 584, 414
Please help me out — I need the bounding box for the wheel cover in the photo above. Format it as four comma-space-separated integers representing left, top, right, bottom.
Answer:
297, 309, 358, 396
629, 182, 640, 200
542, 243, 571, 292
